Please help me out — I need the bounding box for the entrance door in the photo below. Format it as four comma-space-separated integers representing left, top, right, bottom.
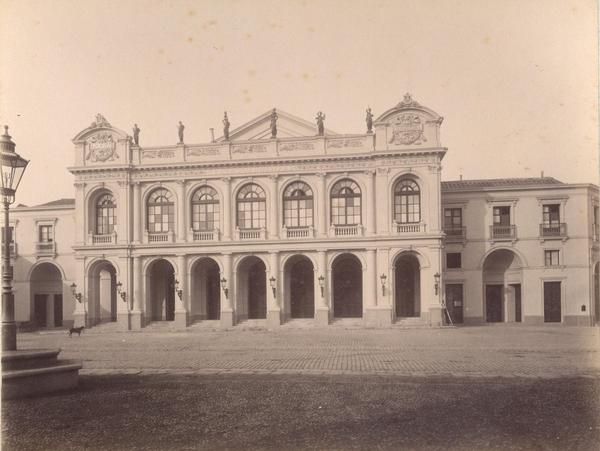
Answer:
544, 281, 561, 323
165, 275, 175, 321
445, 284, 463, 324
512, 284, 521, 322
485, 285, 503, 322
333, 256, 362, 318
34, 294, 47, 327
54, 294, 63, 327
248, 262, 266, 319
206, 266, 221, 320
290, 259, 314, 318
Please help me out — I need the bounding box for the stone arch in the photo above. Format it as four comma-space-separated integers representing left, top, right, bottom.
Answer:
477, 246, 528, 270
389, 248, 431, 270
145, 258, 177, 322
331, 253, 363, 318
482, 248, 524, 323
283, 254, 315, 319
392, 252, 422, 318
235, 255, 268, 320
86, 259, 119, 325
189, 256, 222, 321
29, 261, 65, 329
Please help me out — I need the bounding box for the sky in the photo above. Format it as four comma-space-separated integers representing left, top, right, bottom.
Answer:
0, 0, 597, 206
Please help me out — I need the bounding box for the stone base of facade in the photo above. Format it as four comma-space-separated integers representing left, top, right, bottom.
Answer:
117, 313, 130, 331
463, 316, 484, 326
523, 316, 544, 325
220, 310, 234, 328
428, 306, 443, 327
364, 308, 392, 327
267, 310, 281, 328
563, 315, 593, 326
129, 311, 143, 330
73, 312, 87, 328
174, 311, 189, 329
315, 308, 329, 326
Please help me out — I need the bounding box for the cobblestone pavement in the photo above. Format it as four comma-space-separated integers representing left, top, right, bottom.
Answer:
17, 325, 600, 378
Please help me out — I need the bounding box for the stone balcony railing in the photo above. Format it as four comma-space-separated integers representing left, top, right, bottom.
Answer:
443, 226, 466, 242
145, 231, 174, 244
35, 241, 56, 257
539, 223, 567, 240
282, 226, 314, 239
330, 224, 363, 237
89, 232, 117, 245
236, 227, 266, 240
490, 224, 516, 241
191, 229, 220, 241
393, 221, 427, 234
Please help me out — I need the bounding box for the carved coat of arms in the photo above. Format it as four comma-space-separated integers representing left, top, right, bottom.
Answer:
389, 113, 426, 145
86, 133, 118, 162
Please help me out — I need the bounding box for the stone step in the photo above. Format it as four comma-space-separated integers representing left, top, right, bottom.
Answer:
189, 320, 222, 330
330, 318, 364, 329
393, 317, 429, 328
2, 359, 82, 400
235, 319, 268, 330
1, 349, 60, 371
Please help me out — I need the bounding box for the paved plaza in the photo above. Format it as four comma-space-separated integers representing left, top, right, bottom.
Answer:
17, 324, 600, 378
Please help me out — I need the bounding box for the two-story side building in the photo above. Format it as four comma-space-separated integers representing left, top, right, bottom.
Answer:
5, 95, 599, 330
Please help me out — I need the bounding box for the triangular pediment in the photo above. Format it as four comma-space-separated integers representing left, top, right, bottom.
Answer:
217, 109, 337, 142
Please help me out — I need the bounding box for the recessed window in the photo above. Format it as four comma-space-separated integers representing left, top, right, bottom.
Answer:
191, 186, 220, 232
544, 250, 560, 267
493, 206, 510, 225
446, 252, 462, 269
393, 179, 420, 224
39, 225, 53, 243
96, 193, 116, 235
283, 181, 314, 228
330, 179, 361, 226
542, 204, 560, 226
236, 183, 266, 230
147, 188, 175, 233
444, 208, 462, 229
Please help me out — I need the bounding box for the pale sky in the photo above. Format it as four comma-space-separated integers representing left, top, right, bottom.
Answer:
0, 0, 597, 206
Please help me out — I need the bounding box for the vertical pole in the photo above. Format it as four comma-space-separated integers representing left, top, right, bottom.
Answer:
2, 199, 16, 351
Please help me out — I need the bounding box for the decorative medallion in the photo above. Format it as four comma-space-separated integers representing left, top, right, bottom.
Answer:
389, 113, 426, 145
85, 132, 118, 162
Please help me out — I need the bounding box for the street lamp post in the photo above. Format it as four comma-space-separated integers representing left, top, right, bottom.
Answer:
1, 126, 29, 351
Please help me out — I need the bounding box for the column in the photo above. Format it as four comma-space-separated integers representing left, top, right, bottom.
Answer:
365, 170, 376, 236
176, 180, 187, 242
174, 254, 189, 327
130, 255, 143, 329
116, 180, 129, 244
316, 173, 327, 237
222, 178, 232, 240
267, 251, 281, 327
133, 182, 141, 244
315, 250, 329, 325
376, 168, 390, 235
220, 253, 234, 327
365, 249, 377, 308
429, 245, 444, 326
73, 256, 87, 327
268, 175, 279, 239
116, 256, 131, 330
74, 182, 86, 245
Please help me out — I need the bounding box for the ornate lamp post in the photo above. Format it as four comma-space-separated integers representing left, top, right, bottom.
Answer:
1, 126, 29, 351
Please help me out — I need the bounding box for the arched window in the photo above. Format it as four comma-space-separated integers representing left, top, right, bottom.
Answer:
283, 181, 313, 228
191, 186, 220, 231
236, 183, 266, 230
96, 193, 116, 235
394, 179, 420, 224
147, 188, 175, 233
330, 179, 361, 226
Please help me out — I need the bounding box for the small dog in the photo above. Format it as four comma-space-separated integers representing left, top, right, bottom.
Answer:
68, 326, 85, 337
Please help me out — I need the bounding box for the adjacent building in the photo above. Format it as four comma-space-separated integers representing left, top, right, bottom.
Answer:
6, 95, 599, 330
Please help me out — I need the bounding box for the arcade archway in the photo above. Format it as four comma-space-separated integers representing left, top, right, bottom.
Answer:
87, 260, 118, 326
482, 249, 522, 323
332, 253, 363, 318
190, 258, 221, 321
236, 256, 267, 320
147, 259, 176, 322
394, 253, 421, 318
30, 262, 63, 328
284, 255, 314, 319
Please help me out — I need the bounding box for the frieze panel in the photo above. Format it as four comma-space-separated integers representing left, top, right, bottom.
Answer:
279, 141, 315, 152
327, 138, 366, 149
142, 149, 176, 159
186, 146, 226, 157
85, 132, 118, 162
231, 144, 267, 154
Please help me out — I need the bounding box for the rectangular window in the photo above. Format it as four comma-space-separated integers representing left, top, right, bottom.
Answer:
446, 252, 462, 269
444, 208, 462, 228
1, 226, 14, 243
493, 206, 510, 225
39, 225, 53, 243
542, 204, 560, 225
544, 250, 560, 267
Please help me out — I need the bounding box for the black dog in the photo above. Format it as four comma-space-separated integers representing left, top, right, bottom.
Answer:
68, 326, 85, 337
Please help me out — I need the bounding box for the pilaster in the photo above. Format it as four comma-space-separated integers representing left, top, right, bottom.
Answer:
174, 254, 189, 328
220, 253, 234, 327
267, 251, 281, 327
222, 177, 232, 241
316, 173, 327, 238
176, 180, 187, 243
268, 175, 279, 239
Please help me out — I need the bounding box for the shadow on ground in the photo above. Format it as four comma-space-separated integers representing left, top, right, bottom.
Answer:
2, 374, 599, 450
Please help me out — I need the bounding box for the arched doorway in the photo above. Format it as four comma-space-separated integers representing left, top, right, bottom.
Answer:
147, 259, 175, 322
594, 263, 599, 324
237, 256, 267, 320
190, 258, 221, 321
394, 253, 421, 318
284, 255, 314, 319
87, 260, 118, 326
30, 263, 63, 328
332, 254, 362, 318
482, 249, 522, 323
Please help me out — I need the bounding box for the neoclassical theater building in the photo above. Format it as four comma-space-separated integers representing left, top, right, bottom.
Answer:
6, 95, 600, 330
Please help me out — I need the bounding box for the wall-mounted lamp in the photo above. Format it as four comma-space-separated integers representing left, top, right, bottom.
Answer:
116, 281, 127, 302
269, 276, 277, 297
380, 273, 387, 296
220, 276, 229, 299
70, 282, 82, 303
434, 272, 440, 296
174, 278, 183, 300
318, 275, 325, 297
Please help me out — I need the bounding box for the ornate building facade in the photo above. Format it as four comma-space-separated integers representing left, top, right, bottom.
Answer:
7, 95, 600, 330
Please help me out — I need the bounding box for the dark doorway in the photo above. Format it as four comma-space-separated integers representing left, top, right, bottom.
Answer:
34, 295, 47, 327
290, 258, 314, 318
486, 285, 503, 322
333, 254, 362, 318
206, 265, 221, 320
544, 281, 561, 323
54, 294, 63, 327
512, 284, 521, 322
445, 284, 463, 324
248, 260, 266, 319
395, 255, 420, 318
148, 259, 175, 321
